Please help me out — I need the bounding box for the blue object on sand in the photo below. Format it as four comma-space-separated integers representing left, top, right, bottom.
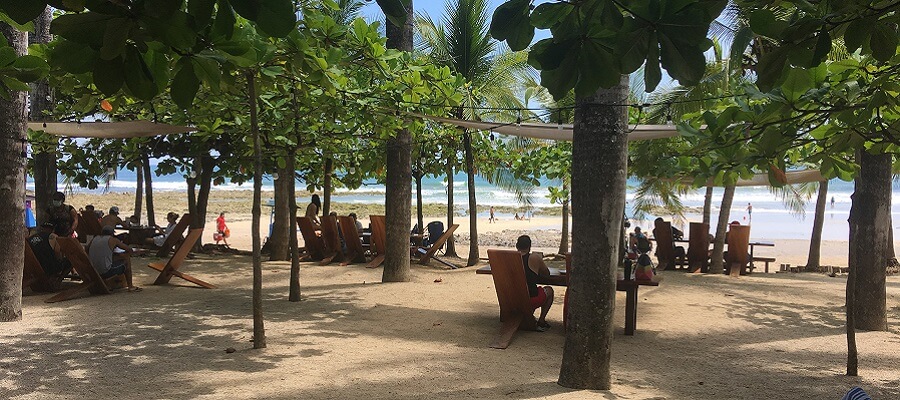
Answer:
25, 201, 36, 229
842, 386, 872, 400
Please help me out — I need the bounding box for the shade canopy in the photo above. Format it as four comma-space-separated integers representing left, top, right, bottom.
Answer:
733, 169, 825, 187
411, 112, 678, 142
27, 121, 196, 139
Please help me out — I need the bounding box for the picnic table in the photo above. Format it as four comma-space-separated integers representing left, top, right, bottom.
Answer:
749, 241, 776, 272
476, 265, 658, 335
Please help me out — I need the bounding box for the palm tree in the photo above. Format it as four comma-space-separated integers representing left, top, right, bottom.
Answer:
416, 0, 531, 266
323, 0, 365, 25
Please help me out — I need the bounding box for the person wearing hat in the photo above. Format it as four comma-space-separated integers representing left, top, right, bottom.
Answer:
27, 222, 72, 279
47, 191, 78, 237
100, 206, 129, 229
88, 225, 142, 292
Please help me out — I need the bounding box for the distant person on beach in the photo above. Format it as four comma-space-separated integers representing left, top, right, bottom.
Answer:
514, 212, 524, 221
306, 194, 322, 229
88, 225, 141, 292
489, 206, 496, 223
47, 191, 78, 237
215, 212, 230, 246
516, 235, 553, 331
746, 203, 753, 223
831, 196, 835, 208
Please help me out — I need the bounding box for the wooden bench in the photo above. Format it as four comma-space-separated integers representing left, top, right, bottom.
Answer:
338, 216, 367, 265
46, 237, 126, 303
752, 256, 777, 273
725, 225, 751, 277
686, 222, 710, 273
318, 215, 345, 265
147, 228, 215, 288
156, 213, 191, 258
417, 224, 459, 268
653, 220, 687, 271
366, 215, 386, 269
297, 217, 325, 261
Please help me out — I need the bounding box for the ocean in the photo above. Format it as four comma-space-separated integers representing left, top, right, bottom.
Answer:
27, 169, 900, 242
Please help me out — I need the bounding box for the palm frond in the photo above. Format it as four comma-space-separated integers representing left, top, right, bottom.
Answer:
770, 182, 816, 218
632, 179, 692, 225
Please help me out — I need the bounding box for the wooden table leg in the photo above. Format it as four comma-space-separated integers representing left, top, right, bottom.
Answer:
749, 244, 755, 273
625, 285, 639, 335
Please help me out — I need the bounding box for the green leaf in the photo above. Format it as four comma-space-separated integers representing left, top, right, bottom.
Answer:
616, 19, 650, 74
123, 46, 158, 100
780, 68, 812, 103
100, 18, 132, 60
213, 0, 236, 39
50, 12, 114, 46
256, 0, 296, 38
191, 55, 221, 89
50, 40, 95, 74
755, 46, 788, 92
188, 0, 216, 28
527, 38, 573, 71
809, 30, 831, 67
490, 0, 534, 51
843, 18, 872, 53
530, 2, 572, 29
10, 55, 49, 82
0, 0, 46, 25
869, 23, 898, 62
92, 56, 125, 96
144, 11, 197, 49
144, 0, 183, 18
643, 31, 661, 92
374, 0, 409, 28
171, 59, 200, 109
0, 13, 35, 32
574, 39, 619, 96
749, 9, 787, 39
657, 33, 705, 86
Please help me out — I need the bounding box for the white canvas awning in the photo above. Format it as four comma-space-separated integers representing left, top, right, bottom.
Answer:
410, 112, 678, 141
733, 169, 825, 186
27, 121, 196, 139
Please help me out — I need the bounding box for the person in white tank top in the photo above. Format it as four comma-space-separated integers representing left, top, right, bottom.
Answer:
88, 225, 142, 292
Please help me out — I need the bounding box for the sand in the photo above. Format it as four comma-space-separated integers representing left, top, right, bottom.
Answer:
5, 190, 899, 399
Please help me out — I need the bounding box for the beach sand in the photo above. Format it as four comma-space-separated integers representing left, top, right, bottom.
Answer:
6, 190, 898, 399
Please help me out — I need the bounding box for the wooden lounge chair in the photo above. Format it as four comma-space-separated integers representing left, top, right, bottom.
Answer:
725, 225, 751, 277
486, 249, 538, 349
338, 216, 367, 265
318, 215, 345, 265
687, 222, 710, 273
156, 213, 191, 258
147, 228, 215, 288
297, 217, 325, 261
76, 211, 103, 243
653, 220, 686, 271
366, 215, 386, 269
23, 240, 63, 292
46, 237, 126, 303
417, 224, 459, 268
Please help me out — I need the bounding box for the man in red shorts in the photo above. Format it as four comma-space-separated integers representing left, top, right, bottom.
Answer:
516, 235, 554, 331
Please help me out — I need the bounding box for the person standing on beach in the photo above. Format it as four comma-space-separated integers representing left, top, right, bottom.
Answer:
517, 235, 553, 331
746, 203, 753, 223
215, 212, 229, 246
489, 206, 496, 223
306, 194, 322, 229
831, 196, 835, 208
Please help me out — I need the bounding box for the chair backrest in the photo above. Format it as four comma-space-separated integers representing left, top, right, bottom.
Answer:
687, 222, 710, 263
56, 237, 110, 294
369, 215, 386, 255
425, 221, 444, 246
296, 217, 325, 260
319, 215, 342, 255
156, 213, 191, 258
487, 249, 535, 330
80, 211, 103, 234
653, 220, 675, 261
725, 225, 750, 265
171, 228, 202, 267
338, 216, 366, 262
23, 239, 51, 291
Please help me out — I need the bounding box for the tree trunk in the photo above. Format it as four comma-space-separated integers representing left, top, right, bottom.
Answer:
269, 159, 291, 261
702, 185, 713, 225
463, 130, 479, 266
193, 155, 214, 249
709, 185, 735, 274
186, 168, 197, 226
248, 71, 266, 348
848, 151, 889, 331
143, 153, 155, 226
558, 76, 629, 390
0, 23, 27, 322
444, 161, 458, 257
846, 256, 858, 376
322, 157, 333, 215
288, 153, 302, 302
133, 163, 143, 225
558, 194, 570, 255
805, 180, 828, 271
29, 7, 55, 227
415, 170, 424, 235
382, 1, 413, 283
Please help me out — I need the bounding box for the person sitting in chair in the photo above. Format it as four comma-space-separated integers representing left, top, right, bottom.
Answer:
629, 226, 653, 254
27, 222, 72, 278
88, 225, 141, 292
150, 212, 181, 247
516, 235, 553, 331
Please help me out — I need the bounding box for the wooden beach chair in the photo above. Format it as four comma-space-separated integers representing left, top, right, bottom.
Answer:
725, 225, 751, 277
486, 249, 538, 349
338, 216, 367, 265
687, 222, 710, 273
318, 215, 345, 265
76, 211, 103, 243
156, 213, 191, 258
297, 217, 325, 261
653, 220, 686, 271
46, 237, 126, 303
417, 224, 459, 268
23, 239, 61, 292
366, 215, 387, 269
147, 228, 215, 288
